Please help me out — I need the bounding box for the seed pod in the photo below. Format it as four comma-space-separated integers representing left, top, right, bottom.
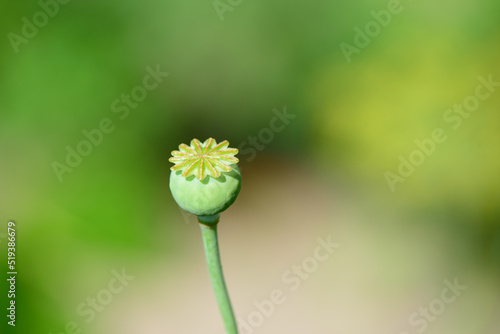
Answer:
169, 138, 241, 217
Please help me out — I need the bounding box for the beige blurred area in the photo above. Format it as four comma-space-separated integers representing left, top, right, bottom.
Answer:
89, 157, 499, 334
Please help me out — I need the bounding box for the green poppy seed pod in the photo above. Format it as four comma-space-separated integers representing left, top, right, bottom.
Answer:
169, 138, 242, 221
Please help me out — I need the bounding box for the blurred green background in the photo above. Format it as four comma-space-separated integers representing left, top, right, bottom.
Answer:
1, 0, 499, 333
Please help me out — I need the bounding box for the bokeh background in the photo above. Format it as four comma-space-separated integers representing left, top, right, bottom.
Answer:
1, 0, 499, 333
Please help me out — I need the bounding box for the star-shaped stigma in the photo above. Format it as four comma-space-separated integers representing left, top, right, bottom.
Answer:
169, 138, 239, 180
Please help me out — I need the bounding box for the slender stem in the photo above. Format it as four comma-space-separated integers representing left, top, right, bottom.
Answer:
199, 223, 239, 334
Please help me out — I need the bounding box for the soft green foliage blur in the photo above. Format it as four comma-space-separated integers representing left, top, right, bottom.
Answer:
0, 0, 499, 333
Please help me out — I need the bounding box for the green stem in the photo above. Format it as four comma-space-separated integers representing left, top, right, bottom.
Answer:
199, 222, 239, 334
